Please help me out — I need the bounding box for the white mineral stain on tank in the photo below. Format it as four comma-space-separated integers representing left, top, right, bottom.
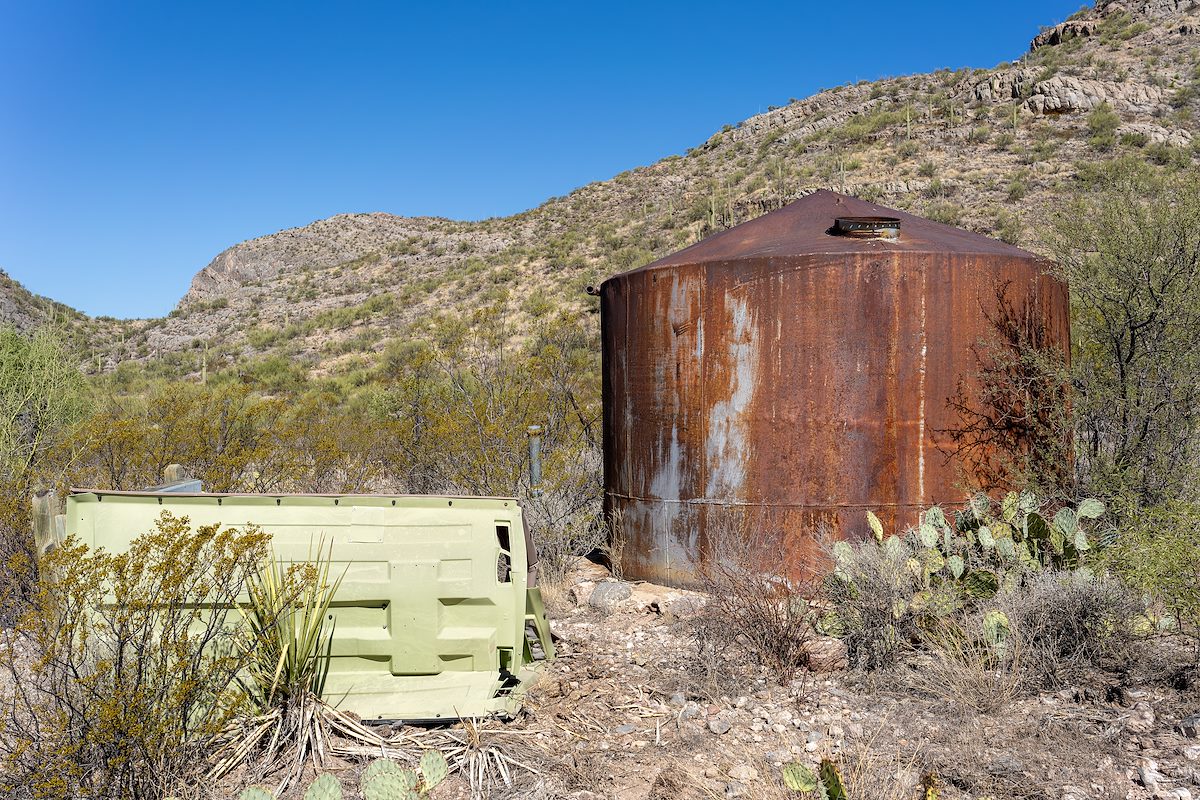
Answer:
646, 274, 704, 580
705, 293, 758, 499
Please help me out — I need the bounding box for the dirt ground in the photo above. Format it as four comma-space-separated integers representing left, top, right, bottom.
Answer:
388, 558, 1200, 800
29, 556, 1190, 800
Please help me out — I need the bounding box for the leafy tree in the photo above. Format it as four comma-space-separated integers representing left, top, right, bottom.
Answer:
0, 327, 89, 612
1048, 167, 1200, 506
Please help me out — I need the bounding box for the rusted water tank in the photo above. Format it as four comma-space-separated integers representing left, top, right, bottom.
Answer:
599, 190, 1069, 587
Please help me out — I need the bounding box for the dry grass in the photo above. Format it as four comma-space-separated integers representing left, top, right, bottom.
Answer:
687, 512, 817, 698
903, 618, 1024, 713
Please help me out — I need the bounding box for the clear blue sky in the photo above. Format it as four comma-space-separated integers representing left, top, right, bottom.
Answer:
0, 0, 1083, 319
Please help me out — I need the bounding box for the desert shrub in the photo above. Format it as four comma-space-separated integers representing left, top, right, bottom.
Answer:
0, 512, 269, 800
906, 612, 1024, 713
688, 513, 815, 693
968, 124, 991, 144
1006, 173, 1029, 202
1098, 499, 1200, 628
997, 570, 1145, 688
925, 201, 963, 227
824, 496, 1108, 670
1086, 102, 1120, 151
375, 308, 603, 579
992, 209, 1023, 245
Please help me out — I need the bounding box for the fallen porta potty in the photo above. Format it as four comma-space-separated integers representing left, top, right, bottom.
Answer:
38, 480, 555, 723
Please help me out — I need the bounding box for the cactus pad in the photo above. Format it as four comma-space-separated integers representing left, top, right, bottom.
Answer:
362, 760, 420, 800
237, 788, 275, 800
781, 762, 818, 792
419, 749, 449, 790
303, 774, 344, 800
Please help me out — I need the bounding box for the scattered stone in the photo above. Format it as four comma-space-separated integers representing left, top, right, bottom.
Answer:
615, 723, 636, 735
1178, 714, 1200, 738
725, 781, 747, 798
1129, 701, 1157, 733
588, 581, 632, 611
709, 715, 734, 736
1139, 759, 1166, 795
669, 692, 686, 707
729, 765, 759, 782
680, 702, 702, 721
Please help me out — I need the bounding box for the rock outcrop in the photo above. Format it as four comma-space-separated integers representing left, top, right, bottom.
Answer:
1032, 20, 1100, 50
1025, 76, 1167, 114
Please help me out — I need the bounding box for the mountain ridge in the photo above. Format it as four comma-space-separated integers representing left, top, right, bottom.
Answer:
4, 0, 1198, 380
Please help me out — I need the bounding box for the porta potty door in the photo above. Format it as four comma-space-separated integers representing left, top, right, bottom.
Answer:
64, 490, 553, 722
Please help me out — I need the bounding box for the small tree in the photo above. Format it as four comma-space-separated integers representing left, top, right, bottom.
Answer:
1047, 166, 1200, 506
0, 326, 89, 613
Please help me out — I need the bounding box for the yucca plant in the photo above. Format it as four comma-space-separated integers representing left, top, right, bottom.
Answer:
209, 541, 345, 793
237, 542, 343, 710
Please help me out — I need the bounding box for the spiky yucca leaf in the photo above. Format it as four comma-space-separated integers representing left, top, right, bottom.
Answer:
235, 540, 343, 709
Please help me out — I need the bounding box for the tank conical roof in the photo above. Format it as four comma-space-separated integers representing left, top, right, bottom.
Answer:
621, 190, 1040, 277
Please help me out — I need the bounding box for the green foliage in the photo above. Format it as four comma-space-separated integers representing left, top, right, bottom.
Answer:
924, 201, 963, 227
0, 326, 89, 611
781, 759, 849, 798
1048, 167, 1200, 506
1086, 103, 1120, 151
235, 544, 342, 711
783, 762, 819, 792
822, 496, 1105, 667
0, 513, 269, 800
1098, 499, 1200, 627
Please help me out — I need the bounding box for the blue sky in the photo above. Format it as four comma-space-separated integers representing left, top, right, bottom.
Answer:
0, 1, 1083, 319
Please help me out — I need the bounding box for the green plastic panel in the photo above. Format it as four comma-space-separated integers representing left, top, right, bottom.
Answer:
64, 490, 552, 721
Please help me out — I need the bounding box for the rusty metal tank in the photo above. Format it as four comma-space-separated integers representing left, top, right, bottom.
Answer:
599, 190, 1069, 587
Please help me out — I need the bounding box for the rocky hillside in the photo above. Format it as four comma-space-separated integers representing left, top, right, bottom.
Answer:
0, 269, 89, 335
8, 0, 1200, 381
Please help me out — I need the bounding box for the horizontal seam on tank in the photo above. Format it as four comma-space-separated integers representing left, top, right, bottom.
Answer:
604, 492, 935, 509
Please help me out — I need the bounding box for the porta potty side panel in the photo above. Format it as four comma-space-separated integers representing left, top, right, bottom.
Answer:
66, 491, 538, 721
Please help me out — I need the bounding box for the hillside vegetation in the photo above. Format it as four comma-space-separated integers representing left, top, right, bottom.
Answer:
0, 1, 1195, 391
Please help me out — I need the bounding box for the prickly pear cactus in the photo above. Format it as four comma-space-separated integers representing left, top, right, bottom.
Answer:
237, 788, 275, 800
418, 749, 449, 790
781, 761, 818, 792
303, 773, 344, 800
362, 759, 420, 800
819, 758, 848, 800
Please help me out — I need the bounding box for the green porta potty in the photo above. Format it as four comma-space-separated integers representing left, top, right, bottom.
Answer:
60, 488, 555, 722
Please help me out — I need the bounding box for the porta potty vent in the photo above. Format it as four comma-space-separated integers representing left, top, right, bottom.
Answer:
598, 190, 1070, 588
